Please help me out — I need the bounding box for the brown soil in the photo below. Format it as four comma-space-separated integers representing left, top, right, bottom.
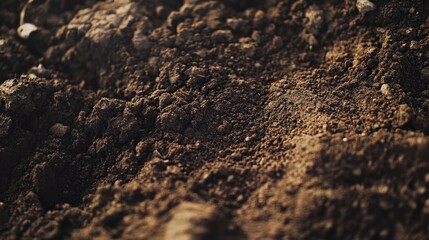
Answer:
0, 0, 429, 239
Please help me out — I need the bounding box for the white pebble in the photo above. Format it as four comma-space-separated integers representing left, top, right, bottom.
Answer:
17, 23, 38, 39
356, 0, 376, 14
380, 84, 393, 99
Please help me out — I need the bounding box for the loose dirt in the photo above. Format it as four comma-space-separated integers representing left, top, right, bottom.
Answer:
0, 0, 429, 239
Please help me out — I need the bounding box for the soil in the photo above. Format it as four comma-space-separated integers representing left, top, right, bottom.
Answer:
0, 0, 428, 239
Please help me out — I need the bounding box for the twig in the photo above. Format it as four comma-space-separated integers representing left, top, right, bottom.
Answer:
20, 0, 34, 26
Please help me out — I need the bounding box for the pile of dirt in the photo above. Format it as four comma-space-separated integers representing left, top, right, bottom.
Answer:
0, 0, 428, 239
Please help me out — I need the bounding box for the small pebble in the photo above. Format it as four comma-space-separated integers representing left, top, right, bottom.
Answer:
380, 84, 393, 99
356, 0, 376, 14
17, 23, 38, 39
245, 135, 255, 142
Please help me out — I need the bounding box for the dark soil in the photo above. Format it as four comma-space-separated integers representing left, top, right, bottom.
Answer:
0, 0, 429, 239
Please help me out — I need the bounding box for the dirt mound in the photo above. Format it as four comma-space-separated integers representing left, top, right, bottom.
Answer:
0, 0, 428, 239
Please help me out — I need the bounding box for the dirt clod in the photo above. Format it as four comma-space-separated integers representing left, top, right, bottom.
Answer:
49, 123, 69, 137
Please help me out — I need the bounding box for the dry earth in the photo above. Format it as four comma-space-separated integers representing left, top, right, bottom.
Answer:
0, 0, 429, 239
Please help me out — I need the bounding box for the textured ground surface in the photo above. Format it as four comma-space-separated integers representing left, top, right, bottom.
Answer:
0, 0, 429, 239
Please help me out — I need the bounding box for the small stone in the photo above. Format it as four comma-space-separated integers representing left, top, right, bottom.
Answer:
49, 123, 69, 137
17, 23, 38, 39
356, 0, 376, 14
245, 134, 256, 142
409, 7, 416, 14
380, 84, 393, 99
